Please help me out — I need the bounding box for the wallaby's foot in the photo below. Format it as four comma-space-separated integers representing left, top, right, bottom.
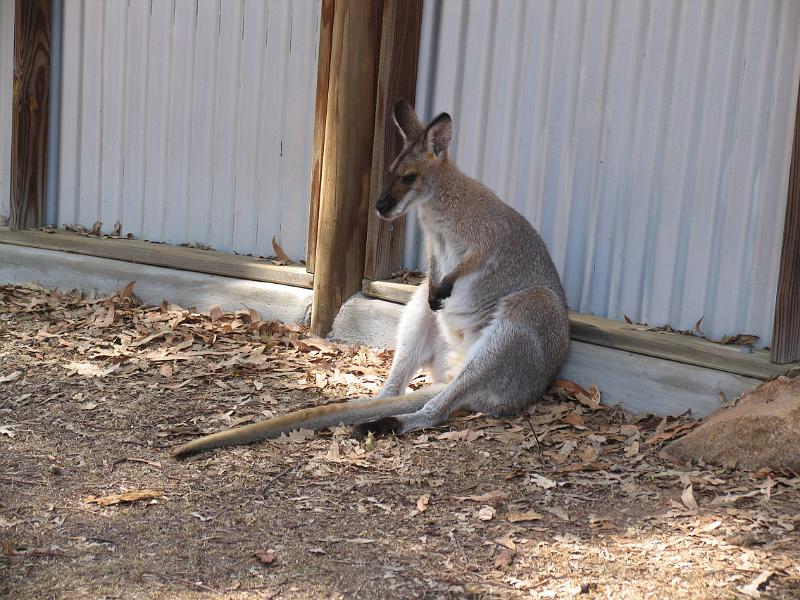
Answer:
428, 281, 453, 311
354, 416, 403, 438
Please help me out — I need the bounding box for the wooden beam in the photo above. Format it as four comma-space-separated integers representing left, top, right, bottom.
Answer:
305, 0, 335, 274
362, 278, 800, 381
10, 0, 51, 230
772, 76, 800, 363
363, 0, 423, 280
310, 0, 383, 337
0, 228, 313, 289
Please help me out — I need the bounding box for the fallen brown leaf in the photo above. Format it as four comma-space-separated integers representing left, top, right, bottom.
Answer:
84, 490, 161, 507
506, 511, 543, 523
254, 549, 277, 565
493, 548, 515, 568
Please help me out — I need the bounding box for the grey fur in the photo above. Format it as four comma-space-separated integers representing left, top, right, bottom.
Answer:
368, 100, 571, 434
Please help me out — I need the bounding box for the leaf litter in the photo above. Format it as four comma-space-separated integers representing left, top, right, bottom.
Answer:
0, 283, 798, 599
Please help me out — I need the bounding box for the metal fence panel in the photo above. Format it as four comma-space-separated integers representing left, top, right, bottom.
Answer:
0, 0, 13, 222
409, 0, 800, 346
57, 0, 321, 260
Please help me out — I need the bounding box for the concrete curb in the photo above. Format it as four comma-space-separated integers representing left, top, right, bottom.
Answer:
0, 244, 313, 325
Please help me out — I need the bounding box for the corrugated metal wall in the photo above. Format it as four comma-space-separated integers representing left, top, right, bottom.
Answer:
0, 0, 13, 222
408, 0, 800, 347
57, 0, 321, 260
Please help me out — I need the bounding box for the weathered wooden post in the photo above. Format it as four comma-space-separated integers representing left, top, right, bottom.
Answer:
771, 76, 800, 364
310, 0, 383, 337
10, 0, 51, 230
306, 0, 335, 274
363, 0, 423, 282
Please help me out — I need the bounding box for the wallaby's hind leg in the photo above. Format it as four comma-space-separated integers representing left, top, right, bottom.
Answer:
361, 287, 569, 434
379, 282, 449, 397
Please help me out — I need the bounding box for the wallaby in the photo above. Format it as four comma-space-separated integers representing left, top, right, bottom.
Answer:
171, 99, 569, 458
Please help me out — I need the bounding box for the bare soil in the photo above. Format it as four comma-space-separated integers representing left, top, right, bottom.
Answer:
0, 283, 798, 599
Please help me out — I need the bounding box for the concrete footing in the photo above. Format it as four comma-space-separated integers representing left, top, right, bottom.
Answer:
0, 244, 313, 324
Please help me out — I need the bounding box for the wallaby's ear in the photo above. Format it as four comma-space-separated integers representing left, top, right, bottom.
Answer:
393, 98, 423, 142
425, 113, 452, 157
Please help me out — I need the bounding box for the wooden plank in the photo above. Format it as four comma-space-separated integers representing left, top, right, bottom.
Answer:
363, 0, 424, 281
310, 0, 383, 337
772, 76, 800, 363
10, 0, 51, 230
0, 228, 313, 289
362, 278, 415, 304
0, 244, 313, 326
306, 0, 335, 273
362, 278, 800, 380
568, 313, 794, 381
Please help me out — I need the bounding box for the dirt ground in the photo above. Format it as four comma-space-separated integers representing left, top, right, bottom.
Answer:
1, 283, 798, 600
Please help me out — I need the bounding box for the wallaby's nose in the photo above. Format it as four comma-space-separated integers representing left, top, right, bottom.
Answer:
375, 192, 391, 216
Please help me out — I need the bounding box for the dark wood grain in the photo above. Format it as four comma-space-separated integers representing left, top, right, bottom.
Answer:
310, 0, 383, 336
10, 0, 51, 230
305, 0, 335, 274
772, 77, 800, 364
363, 0, 424, 281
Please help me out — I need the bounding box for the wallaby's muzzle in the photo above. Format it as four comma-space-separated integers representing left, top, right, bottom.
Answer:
375, 188, 396, 219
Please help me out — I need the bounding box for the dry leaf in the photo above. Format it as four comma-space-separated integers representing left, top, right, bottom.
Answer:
477, 506, 496, 521
436, 429, 484, 442
0, 371, 21, 383
562, 413, 586, 429
553, 379, 588, 396
575, 384, 602, 410
119, 281, 136, 300
506, 511, 543, 523
531, 474, 557, 490
416, 494, 430, 513
494, 548, 515, 568
456, 490, 508, 506
578, 444, 599, 464
281, 428, 315, 443
624, 441, 640, 458
272, 236, 291, 264
158, 365, 173, 378
494, 534, 516, 550
545, 506, 570, 521
694, 316, 704, 335
680, 473, 699, 512
84, 490, 161, 506
254, 549, 277, 565
739, 571, 772, 598
65, 362, 118, 378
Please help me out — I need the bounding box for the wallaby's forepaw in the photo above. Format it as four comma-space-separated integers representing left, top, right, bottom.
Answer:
428, 296, 443, 311
428, 281, 453, 312
354, 416, 403, 438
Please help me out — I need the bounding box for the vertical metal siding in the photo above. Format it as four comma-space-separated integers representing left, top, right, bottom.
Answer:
410, 0, 800, 347
57, 0, 321, 260
0, 0, 13, 222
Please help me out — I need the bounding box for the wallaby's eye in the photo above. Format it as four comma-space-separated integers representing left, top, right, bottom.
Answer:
401, 173, 417, 185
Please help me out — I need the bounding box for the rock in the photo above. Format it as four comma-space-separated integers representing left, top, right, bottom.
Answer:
665, 376, 800, 470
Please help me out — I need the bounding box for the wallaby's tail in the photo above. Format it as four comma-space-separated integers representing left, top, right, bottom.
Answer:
170, 385, 445, 458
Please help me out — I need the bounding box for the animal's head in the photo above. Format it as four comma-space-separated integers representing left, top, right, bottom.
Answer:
375, 99, 453, 220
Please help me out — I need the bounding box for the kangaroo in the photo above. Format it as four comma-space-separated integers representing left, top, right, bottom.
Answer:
171, 99, 569, 458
